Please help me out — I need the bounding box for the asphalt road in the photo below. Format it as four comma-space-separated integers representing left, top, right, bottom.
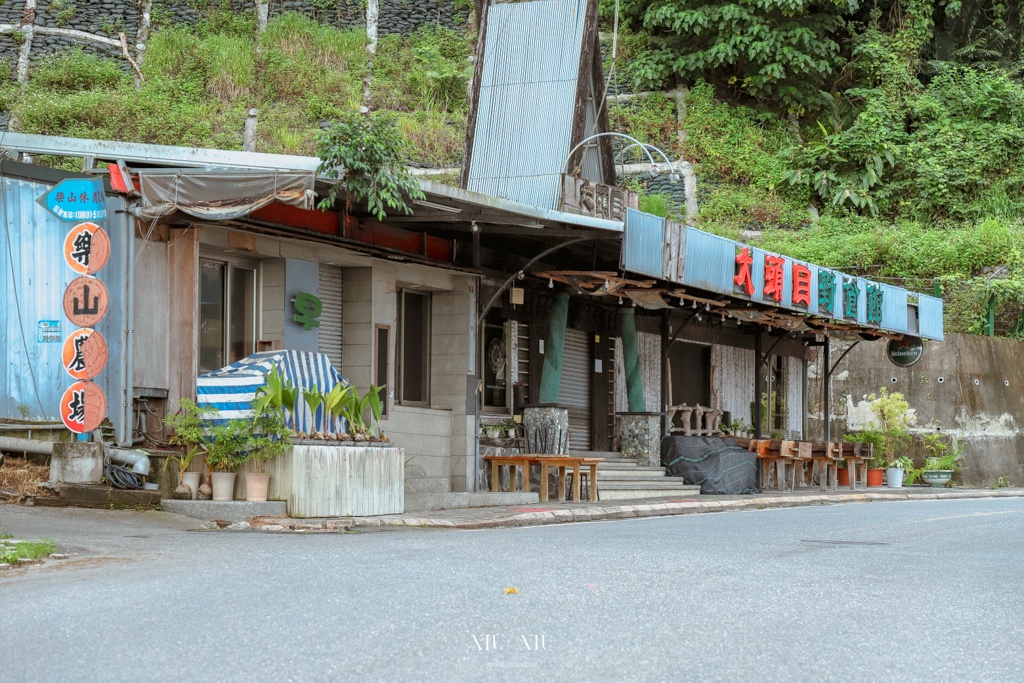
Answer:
2, 498, 1023, 682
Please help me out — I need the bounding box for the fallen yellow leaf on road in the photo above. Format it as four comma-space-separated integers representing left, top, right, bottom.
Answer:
504, 587, 518, 594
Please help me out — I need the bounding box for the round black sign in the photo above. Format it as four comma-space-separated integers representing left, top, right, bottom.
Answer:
887, 336, 924, 367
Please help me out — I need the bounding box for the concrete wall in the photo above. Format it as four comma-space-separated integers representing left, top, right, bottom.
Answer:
809, 332, 1024, 487
342, 261, 475, 493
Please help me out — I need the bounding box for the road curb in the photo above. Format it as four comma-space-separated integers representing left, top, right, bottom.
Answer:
235, 488, 1024, 532
344, 488, 1024, 530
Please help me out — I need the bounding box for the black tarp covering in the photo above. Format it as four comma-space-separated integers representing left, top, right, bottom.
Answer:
662, 436, 759, 494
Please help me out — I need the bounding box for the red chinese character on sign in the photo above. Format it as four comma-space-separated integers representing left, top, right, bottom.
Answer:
734, 247, 755, 296
792, 263, 812, 307
764, 256, 786, 302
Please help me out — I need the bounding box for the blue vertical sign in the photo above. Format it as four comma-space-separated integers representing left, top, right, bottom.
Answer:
36, 178, 108, 222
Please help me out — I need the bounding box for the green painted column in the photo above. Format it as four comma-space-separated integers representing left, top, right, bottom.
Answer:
538, 291, 569, 404
618, 308, 646, 412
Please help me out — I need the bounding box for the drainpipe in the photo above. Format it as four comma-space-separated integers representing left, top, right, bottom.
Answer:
121, 198, 137, 447
107, 447, 151, 476
0, 436, 53, 456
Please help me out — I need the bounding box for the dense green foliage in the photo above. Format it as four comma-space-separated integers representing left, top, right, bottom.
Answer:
597, 0, 1024, 336
0, 11, 469, 164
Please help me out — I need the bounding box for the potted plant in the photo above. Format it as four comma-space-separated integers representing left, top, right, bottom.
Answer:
252, 366, 299, 432
480, 419, 501, 440
886, 455, 914, 488
300, 385, 325, 439
502, 417, 518, 438
244, 405, 292, 502
163, 398, 214, 499
202, 419, 250, 501
920, 432, 964, 487
867, 388, 914, 487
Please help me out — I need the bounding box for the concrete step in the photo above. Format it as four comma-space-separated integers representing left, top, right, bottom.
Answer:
598, 481, 704, 501
404, 477, 451, 494
597, 484, 702, 500
467, 492, 540, 508
596, 468, 671, 479
598, 477, 692, 487
161, 499, 286, 523
597, 463, 665, 471
404, 493, 470, 512
569, 450, 621, 459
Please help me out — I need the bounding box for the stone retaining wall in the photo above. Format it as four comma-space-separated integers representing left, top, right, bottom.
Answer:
0, 0, 470, 82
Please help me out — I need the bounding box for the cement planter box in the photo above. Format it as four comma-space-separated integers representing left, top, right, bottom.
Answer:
249, 444, 404, 517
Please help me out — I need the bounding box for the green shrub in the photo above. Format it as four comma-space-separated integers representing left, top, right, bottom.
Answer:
373, 26, 471, 114
31, 49, 129, 92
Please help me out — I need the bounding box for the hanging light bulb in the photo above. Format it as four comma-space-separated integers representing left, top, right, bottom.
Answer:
705, 303, 710, 311
696, 314, 702, 321
618, 296, 623, 305
548, 278, 554, 289
691, 300, 697, 309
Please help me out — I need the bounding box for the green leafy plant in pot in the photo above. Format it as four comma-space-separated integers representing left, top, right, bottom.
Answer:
202, 419, 250, 501
243, 405, 293, 502
163, 398, 215, 499
867, 388, 915, 487
919, 432, 964, 487
252, 366, 299, 432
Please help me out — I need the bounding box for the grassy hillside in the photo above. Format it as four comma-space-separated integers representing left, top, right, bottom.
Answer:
0, 11, 470, 166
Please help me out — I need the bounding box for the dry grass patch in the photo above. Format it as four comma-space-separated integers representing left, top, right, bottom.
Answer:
0, 456, 52, 498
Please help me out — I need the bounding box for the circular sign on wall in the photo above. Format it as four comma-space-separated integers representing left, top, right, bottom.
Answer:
59, 381, 107, 434
61, 328, 108, 380
887, 336, 924, 368
62, 276, 109, 327
63, 222, 110, 275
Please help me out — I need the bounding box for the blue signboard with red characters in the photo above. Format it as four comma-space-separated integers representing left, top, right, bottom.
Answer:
36, 178, 107, 222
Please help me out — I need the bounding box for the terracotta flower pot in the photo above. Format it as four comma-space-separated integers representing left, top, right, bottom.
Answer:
211, 472, 237, 501
837, 468, 850, 487
866, 468, 884, 487
245, 473, 271, 502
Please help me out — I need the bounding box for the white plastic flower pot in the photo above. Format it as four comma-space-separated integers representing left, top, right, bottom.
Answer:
886, 467, 904, 488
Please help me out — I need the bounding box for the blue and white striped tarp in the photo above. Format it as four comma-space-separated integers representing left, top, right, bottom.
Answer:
196, 350, 347, 433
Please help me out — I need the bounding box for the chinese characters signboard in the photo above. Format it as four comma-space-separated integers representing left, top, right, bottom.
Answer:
59, 380, 107, 433
63, 222, 111, 275
36, 178, 108, 222
62, 276, 110, 327
622, 210, 944, 340
60, 219, 111, 434
732, 248, 884, 325
37, 320, 61, 343
62, 328, 108, 381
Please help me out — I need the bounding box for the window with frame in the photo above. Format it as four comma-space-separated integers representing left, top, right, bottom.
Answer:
199, 257, 257, 375
398, 290, 431, 406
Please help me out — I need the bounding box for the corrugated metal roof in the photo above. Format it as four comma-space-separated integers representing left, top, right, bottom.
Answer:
466, 0, 590, 210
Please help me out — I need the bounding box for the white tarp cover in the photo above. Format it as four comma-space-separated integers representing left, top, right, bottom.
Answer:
137, 171, 315, 220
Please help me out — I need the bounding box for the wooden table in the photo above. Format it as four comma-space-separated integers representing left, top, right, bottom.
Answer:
484, 454, 602, 503
528, 456, 584, 503
484, 455, 531, 494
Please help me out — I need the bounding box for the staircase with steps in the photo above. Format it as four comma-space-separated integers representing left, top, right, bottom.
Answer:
571, 451, 702, 500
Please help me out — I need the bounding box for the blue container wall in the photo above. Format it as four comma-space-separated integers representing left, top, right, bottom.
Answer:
0, 175, 127, 440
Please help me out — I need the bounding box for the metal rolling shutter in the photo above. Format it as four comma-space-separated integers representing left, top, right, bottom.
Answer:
317, 266, 343, 369
561, 328, 591, 450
